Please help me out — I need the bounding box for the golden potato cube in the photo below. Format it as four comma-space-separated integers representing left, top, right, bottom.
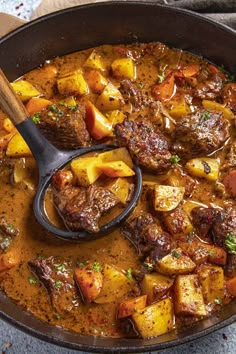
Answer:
162, 207, 193, 235
6, 132, 32, 157
132, 298, 174, 338
74, 266, 103, 303
182, 200, 207, 217
106, 110, 126, 126
174, 274, 207, 317
83, 49, 105, 71
97, 161, 135, 178
118, 295, 147, 319
57, 70, 89, 96
185, 158, 219, 181
111, 58, 136, 80
107, 177, 130, 204
11, 80, 40, 102
141, 273, 174, 304
99, 147, 133, 168
59, 96, 77, 107
169, 97, 191, 118
202, 100, 234, 120
71, 156, 102, 186
85, 70, 108, 94
198, 265, 224, 304
96, 82, 124, 111
156, 248, 196, 275
95, 264, 134, 303
153, 185, 185, 211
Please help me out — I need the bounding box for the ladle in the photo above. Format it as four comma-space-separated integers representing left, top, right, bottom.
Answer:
0, 69, 142, 241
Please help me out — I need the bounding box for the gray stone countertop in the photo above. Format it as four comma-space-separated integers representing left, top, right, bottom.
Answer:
0, 1, 235, 353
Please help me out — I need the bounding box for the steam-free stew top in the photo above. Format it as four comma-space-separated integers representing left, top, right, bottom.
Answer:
0, 42, 236, 338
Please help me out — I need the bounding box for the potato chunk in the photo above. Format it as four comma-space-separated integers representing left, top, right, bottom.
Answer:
83, 50, 105, 71
6, 132, 32, 157
71, 156, 102, 186
132, 298, 174, 338
57, 70, 89, 96
198, 265, 224, 304
74, 265, 103, 303
185, 158, 219, 181
106, 177, 131, 204
118, 295, 147, 319
141, 273, 174, 304
174, 274, 207, 316
202, 100, 234, 120
0, 251, 19, 273
99, 147, 133, 168
85, 70, 108, 93
156, 248, 196, 275
95, 264, 134, 303
153, 185, 185, 211
97, 161, 135, 178
11, 80, 40, 102
111, 58, 136, 80
168, 97, 191, 118
96, 82, 124, 111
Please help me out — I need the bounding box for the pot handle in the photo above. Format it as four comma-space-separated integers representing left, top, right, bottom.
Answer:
0, 13, 26, 38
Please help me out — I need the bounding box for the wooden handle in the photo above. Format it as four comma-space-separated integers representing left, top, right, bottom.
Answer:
0, 69, 28, 125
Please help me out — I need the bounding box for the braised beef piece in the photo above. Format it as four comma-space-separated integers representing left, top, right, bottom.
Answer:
222, 83, 236, 112
119, 80, 149, 110
0, 218, 18, 252
191, 207, 217, 240
174, 110, 230, 158
221, 141, 236, 171
53, 184, 119, 233
115, 118, 172, 172
122, 212, 171, 260
37, 104, 91, 149
212, 207, 236, 248
28, 257, 78, 315
193, 72, 224, 100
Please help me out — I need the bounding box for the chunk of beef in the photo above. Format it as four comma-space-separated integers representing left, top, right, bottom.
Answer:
191, 207, 217, 240
222, 83, 236, 112
28, 257, 78, 315
122, 212, 171, 260
119, 80, 149, 110
38, 104, 91, 149
194, 72, 223, 100
221, 141, 236, 171
53, 184, 119, 233
0, 218, 18, 253
212, 207, 236, 248
115, 118, 172, 172
174, 110, 230, 157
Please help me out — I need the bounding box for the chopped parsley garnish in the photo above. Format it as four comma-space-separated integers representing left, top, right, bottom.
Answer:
144, 262, 153, 270
92, 262, 102, 272
187, 231, 195, 243
171, 250, 181, 259
54, 264, 66, 272
54, 280, 62, 289
157, 72, 166, 83
201, 110, 210, 121
48, 104, 59, 113
126, 268, 133, 280
226, 73, 236, 83
138, 82, 145, 89
209, 250, 215, 257
78, 262, 85, 268
32, 112, 41, 124
7, 223, 16, 233
170, 154, 180, 164
225, 233, 236, 255
68, 104, 78, 111
28, 277, 37, 285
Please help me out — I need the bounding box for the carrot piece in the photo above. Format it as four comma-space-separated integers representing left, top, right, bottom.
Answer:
152, 74, 175, 102
85, 101, 112, 140
25, 97, 52, 116
182, 64, 200, 77
223, 170, 236, 197
226, 277, 236, 297
118, 295, 147, 319
85, 70, 108, 94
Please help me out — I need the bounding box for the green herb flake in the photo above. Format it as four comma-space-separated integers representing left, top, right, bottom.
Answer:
209, 250, 215, 258
28, 277, 37, 285
157, 72, 166, 83
48, 104, 59, 113
32, 112, 41, 124
54, 264, 66, 272
92, 262, 102, 272
78, 262, 85, 268
170, 154, 180, 164
126, 268, 133, 280
7, 223, 16, 233
214, 298, 222, 305
54, 280, 62, 289
225, 233, 236, 255
171, 250, 181, 259
201, 110, 210, 121
226, 73, 236, 83
56, 314, 63, 320
144, 262, 153, 270
68, 104, 78, 111
138, 82, 145, 89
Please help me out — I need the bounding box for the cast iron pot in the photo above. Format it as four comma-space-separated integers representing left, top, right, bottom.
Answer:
0, 1, 236, 352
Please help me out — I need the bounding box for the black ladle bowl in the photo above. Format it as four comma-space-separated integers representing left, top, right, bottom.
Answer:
0, 69, 142, 241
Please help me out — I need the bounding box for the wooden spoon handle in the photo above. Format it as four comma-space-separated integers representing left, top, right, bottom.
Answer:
0, 69, 28, 125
